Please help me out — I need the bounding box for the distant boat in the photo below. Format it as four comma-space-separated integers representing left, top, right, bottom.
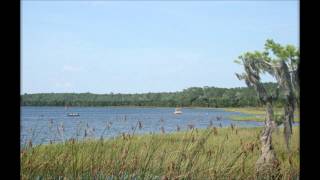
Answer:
67, 113, 79, 117
174, 108, 182, 115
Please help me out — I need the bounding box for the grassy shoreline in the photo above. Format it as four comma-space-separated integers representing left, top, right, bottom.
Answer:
21, 126, 299, 179
223, 107, 300, 122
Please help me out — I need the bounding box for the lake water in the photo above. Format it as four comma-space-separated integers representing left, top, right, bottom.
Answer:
21, 106, 291, 146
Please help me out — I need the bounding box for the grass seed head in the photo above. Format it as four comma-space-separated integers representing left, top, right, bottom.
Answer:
213, 127, 218, 135
161, 175, 169, 180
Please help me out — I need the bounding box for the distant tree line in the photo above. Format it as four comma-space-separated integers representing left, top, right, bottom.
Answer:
21, 82, 286, 107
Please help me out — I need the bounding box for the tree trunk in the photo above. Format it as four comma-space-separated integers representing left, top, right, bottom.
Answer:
255, 101, 279, 177
274, 61, 295, 150
236, 57, 280, 178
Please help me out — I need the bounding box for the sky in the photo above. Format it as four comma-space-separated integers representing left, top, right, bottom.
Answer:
21, 1, 299, 94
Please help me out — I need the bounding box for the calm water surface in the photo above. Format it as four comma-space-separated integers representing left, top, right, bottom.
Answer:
21, 106, 277, 146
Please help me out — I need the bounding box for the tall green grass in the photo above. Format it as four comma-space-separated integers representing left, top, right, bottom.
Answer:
21, 126, 299, 179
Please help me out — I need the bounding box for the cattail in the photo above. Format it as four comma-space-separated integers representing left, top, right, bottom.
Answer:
28, 140, 32, 148
122, 132, 126, 140
161, 176, 168, 180
121, 148, 128, 159
231, 123, 235, 131
210, 120, 213, 127
191, 136, 195, 142
289, 154, 293, 166
61, 125, 65, 132
20, 150, 26, 157
213, 127, 218, 135
170, 162, 175, 171
181, 152, 187, 160
69, 138, 75, 144
176, 125, 180, 132
160, 126, 165, 134
250, 143, 255, 152
49, 119, 53, 128
243, 142, 254, 153
132, 156, 138, 170
138, 121, 143, 129
187, 124, 195, 130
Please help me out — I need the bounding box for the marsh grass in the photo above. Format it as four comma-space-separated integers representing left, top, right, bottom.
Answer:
21, 124, 299, 179
225, 107, 300, 122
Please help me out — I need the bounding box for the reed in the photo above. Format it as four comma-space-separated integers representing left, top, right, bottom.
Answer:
21, 126, 299, 179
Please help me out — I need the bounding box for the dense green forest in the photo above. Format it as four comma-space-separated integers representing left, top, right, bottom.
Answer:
21, 82, 285, 107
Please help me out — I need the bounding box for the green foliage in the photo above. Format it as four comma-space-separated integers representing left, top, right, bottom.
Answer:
21, 83, 286, 107
264, 39, 299, 70
235, 39, 299, 106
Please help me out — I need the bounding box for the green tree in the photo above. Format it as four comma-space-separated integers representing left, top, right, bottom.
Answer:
235, 51, 279, 177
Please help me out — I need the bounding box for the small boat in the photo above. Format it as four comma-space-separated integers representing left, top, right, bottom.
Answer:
67, 113, 80, 117
174, 108, 182, 115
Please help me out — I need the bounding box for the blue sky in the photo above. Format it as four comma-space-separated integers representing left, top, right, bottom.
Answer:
21, 1, 299, 94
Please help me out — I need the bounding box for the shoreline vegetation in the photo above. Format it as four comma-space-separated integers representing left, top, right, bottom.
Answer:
223, 107, 300, 122
21, 126, 299, 179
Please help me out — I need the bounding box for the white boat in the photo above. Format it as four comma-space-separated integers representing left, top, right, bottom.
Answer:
174, 108, 182, 115
67, 113, 80, 117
